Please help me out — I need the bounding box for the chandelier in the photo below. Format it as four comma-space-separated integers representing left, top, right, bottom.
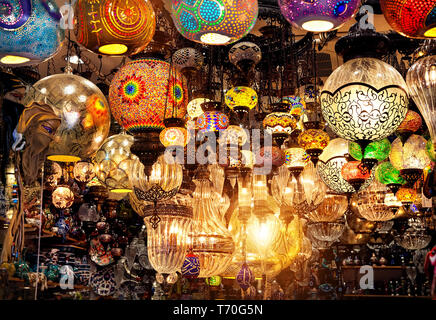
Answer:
306, 193, 348, 223
395, 228, 432, 250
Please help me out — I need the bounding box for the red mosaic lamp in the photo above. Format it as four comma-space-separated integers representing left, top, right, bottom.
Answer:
341, 161, 371, 192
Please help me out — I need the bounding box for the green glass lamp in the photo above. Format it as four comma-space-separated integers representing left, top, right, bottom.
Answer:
375, 162, 406, 194
349, 138, 391, 170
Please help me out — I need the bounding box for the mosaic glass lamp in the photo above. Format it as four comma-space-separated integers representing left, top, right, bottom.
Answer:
109, 58, 187, 133
159, 118, 190, 148
186, 98, 210, 119
263, 103, 298, 147
397, 110, 422, 135
348, 138, 391, 170
375, 161, 406, 194
24, 72, 111, 162
341, 161, 372, 192
171, 0, 258, 45
380, 0, 436, 38
407, 55, 436, 151
281, 95, 306, 120
396, 186, 418, 207
195, 101, 229, 132
225, 86, 258, 118
298, 129, 330, 165
74, 0, 156, 55
320, 58, 408, 151
0, 0, 64, 66
390, 135, 431, 185
284, 147, 310, 177
278, 0, 361, 32
228, 41, 262, 72
172, 47, 204, 75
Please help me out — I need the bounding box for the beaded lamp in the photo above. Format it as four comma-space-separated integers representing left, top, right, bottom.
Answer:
171, 0, 258, 45
278, 0, 361, 32
0, 0, 64, 66
380, 0, 436, 38
74, 0, 156, 55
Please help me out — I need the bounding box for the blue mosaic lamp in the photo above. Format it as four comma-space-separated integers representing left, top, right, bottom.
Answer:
278, 0, 361, 32
181, 250, 200, 279
236, 263, 253, 291
0, 0, 64, 66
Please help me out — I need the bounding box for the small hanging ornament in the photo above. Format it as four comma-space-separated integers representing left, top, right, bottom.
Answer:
181, 250, 200, 279
236, 263, 254, 291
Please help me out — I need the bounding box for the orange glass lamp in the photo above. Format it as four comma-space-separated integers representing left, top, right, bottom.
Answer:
380, 0, 436, 38
263, 103, 298, 147
159, 118, 190, 148
397, 110, 422, 135
74, 0, 156, 56
298, 129, 330, 165
341, 161, 371, 192
396, 186, 418, 209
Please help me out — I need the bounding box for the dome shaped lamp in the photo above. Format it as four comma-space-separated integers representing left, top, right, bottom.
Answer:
380, 0, 436, 38
225, 86, 258, 122
263, 103, 297, 147
228, 41, 262, 74
171, 0, 258, 45
407, 54, 436, 155
74, 0, 156, 56
341, 161, 372, 192
159, 118, 190, 148
73, 160, 96, 184
195, 101, 230, 134
348, 138, 392, 171
172, 47, 204, 77
396, 110, 423, 143
298, 129, 330, 165
278, 0, 361, 32
375, 161, 406, 194
321, 57, 409, 154
0, 0, 64, 67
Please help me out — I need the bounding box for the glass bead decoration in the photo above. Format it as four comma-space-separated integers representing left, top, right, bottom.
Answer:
171, 0, 259, 45
278, 0, 361, 32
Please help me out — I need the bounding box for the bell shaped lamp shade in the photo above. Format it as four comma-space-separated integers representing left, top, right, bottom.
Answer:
321, 58, 409, 147
25, 73, 111, 162
407, 55, 436, 148
380, 0, 436, 38
0, 0, 64, 67
278, 0, 361, 32
74, 0, 156, 56
109, 58, 188, 133
171, 0, 258, 45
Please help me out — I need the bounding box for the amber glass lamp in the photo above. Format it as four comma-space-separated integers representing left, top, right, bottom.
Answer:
74, 0, 156, 55
263, 103, 298, 147
73, 161, 95, 183
159, 118, 190, 148
298, 129, 330, 165
396, 186, 418, 208
52, 186, 74, 209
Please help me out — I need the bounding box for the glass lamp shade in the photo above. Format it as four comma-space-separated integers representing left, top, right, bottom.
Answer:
407, 55, 436, 143
306, 193, 348, 223
395, 229, 431, 250
236, 263, 254, 290
142, 195, 193, 276
94, 133, 137, 193
307, 222, 345, 242
129, 154, 183, 204
384, 192, 403, 209
225, 87, 258, 112
390, 135, 431, 170
278, 0, 361, 32
341, 161, 371, 187
228, 42, 262, 69
187, 98, 209, 119
321, 58, 408, 142
171, 0, 258, 45
26, 73, 111, 162
281, 95, 306, 118
263, 112, 297, 135
191, 178, 235, 278
356, 180, 397, 221
255, 145, 286, 169
73, 161, 95, 183
380, 0, 436, 38
181, 251, 201, 279
219, 125, 248, 146
109, 58, 188, 133
196, 111, 230, 132
348, 138, 391, 162
159, 126, 190, 147
397, 110, 422, 134
284, 148, 310, 170
172, 47, 204, 73
74, 0, 155, 56
298, 129, 330, 152
0, 0, 64, 67
396, 187, 418, 204
375, 162, 406, 186
52, 186, 74, 209
46, 161, 62, 188
317, 138, 375, 193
